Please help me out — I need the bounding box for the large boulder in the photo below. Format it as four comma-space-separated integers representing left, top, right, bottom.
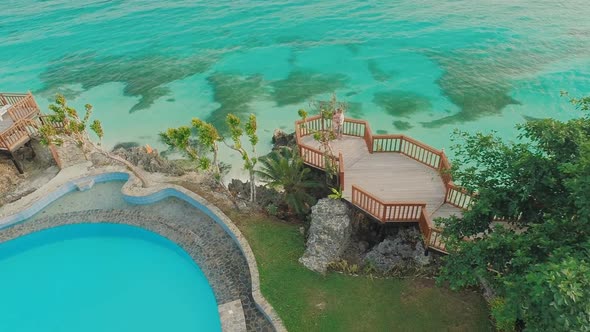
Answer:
299, 198, 352, 274
362, 227, 430, 273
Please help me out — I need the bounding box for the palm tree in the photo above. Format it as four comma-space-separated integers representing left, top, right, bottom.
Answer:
257, 147, 321, 216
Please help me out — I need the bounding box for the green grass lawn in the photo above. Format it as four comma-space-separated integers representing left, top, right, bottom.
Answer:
233, 213, 493, 332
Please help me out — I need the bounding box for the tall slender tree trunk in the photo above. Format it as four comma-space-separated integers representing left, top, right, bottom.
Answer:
249, 170, 256, 202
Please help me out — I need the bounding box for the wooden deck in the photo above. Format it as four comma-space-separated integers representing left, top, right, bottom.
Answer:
0, 92, 43, 173
295, 115, 471, 253
300, 135, 462, 221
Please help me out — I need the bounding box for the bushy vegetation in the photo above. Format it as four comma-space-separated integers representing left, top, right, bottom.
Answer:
40, 94, 147, 186
39, 94, 103, 153
438, 96, 590, 331
160, 114, 259, 201
257, 147, 320, 216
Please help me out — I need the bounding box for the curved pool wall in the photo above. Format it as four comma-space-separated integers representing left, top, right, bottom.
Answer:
0, 171, 285, 332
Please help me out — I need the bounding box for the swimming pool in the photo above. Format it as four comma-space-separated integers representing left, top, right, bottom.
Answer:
0, 172, 280, 331
0, 223, 222, 332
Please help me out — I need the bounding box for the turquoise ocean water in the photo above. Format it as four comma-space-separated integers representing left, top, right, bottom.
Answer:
1, 1, 589, 176
0, 223, 221, 332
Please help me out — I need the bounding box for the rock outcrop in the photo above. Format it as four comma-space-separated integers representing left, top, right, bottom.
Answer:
271, 129, 295, 150
111, 146, 184, 175
53, 140, 87, 169
362, 227, 430, 273
300, 198, 351, 274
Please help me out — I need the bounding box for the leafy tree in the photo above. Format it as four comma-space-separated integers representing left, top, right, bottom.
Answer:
159, 118, 224, 181
257, 147, 321, 215
225, 113, 258, 202
298, 93, 348, 185
438, 97, 590, 331
39, 94, 148, 186
39, 94, 103, 155
161, 113, 259, 201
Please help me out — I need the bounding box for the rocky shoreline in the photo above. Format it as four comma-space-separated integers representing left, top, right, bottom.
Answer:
1, 132, 440, 279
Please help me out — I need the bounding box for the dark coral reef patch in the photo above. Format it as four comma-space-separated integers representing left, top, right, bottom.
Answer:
373, 90, 432, 118
38, 52, 215, 113
271, 70, 349, 106
204, 73, 265, 131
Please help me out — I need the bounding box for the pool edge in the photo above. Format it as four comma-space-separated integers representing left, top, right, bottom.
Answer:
0, 168, 287, 332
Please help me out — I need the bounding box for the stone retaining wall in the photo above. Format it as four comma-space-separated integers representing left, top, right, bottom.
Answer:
0, 167, 286, 332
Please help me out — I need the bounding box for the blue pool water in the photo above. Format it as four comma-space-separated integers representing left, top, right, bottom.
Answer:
1, 1, 589, 177
0, 223, 221, 332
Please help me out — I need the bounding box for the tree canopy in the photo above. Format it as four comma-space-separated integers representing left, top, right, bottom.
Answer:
438, 97, 590, 331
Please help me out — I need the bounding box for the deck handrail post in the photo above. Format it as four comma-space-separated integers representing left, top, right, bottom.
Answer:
0, 134, 6, 150
338, 152, 344, 190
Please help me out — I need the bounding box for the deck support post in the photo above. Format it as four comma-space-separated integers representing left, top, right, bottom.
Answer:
10, 152, 24, 174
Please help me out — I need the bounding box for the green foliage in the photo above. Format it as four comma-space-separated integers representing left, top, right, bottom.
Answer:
438, 95, 590, 331
40, 94, 103, 153
226, 113, 259, 202
328, 187, 343, 200
257, 147, 320, 216
89, 120, 103, 142
265, 203, 279, 216
297, 108, 307, 120
159, 126, 198, 159
299, 94, 349, 184
489, 297, 517, 332
160, 118, 222, 174
313, 93, 347, 118
562, 90, 590, 111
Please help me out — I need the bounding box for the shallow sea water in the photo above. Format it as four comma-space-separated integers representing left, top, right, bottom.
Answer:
1, 1, 589, 177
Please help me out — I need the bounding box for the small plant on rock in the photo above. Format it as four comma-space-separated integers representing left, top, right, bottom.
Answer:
327, 187, 343, 200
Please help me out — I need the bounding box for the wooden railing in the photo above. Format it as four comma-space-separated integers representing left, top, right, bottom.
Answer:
294, 115, 480, 254
445, 184, 473, 209
372, 135, 402, 152
341, 118, 366, 137
1, 92, 39, 122
0, 120, 33, 151
39, 115, 65, 130
299, 144, 328, 169
0, 92, 31, 106
296, 115, 328, 137
338, 152, 344, 190
418, 209, 432, 243
296, 115, 343, 186
439, 153, 452, 184
399, 136, 442, 169
428, 228, 446, 252
351, 185, 426, 222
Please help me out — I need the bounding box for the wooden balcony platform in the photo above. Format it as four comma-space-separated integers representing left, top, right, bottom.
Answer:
300, 135, 463, 222
295, 116, 473, 253
0, 92, 43, 173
